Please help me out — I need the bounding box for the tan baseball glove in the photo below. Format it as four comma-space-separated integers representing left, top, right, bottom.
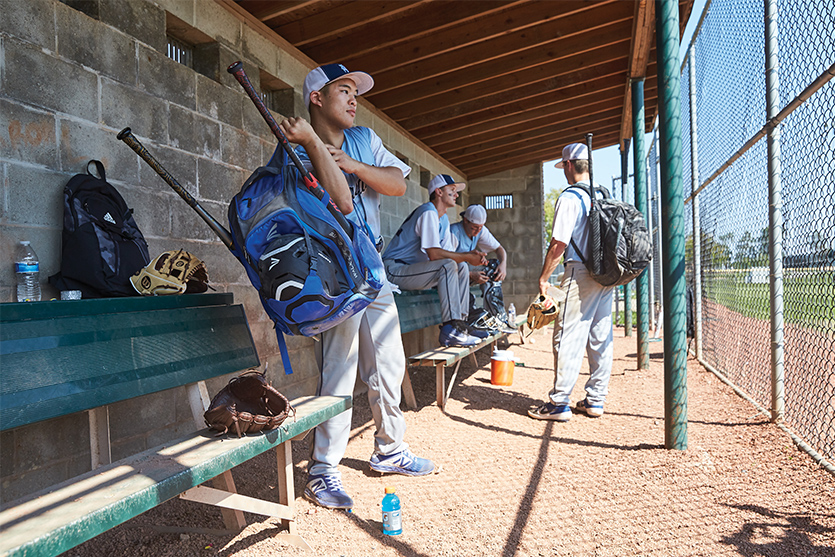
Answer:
130, 249, 209, 295
203, 371, 294, 437
526, 294, 559, 331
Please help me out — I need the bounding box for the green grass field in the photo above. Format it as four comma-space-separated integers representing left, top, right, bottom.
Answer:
703, 268, 835, 328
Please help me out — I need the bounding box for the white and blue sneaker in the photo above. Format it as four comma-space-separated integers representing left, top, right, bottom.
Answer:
575, 398, 604, 417
369, 449, 435, 476
303, 473, 354, 509
439, 323, 479, 347
527, 401, 572, 421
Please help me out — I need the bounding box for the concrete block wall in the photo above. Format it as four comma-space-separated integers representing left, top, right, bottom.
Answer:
1, 0, 546, 502
0, 0, 476, 503
468, 163, 545, 312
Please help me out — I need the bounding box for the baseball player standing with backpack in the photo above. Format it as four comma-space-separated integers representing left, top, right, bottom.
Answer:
528, 142, 615, 422
290, 64, 434, 510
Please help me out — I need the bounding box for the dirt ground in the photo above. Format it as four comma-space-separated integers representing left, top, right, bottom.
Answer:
66, 326, 835, 557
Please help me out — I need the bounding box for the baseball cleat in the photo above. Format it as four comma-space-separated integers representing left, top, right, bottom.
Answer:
527, 401, 572, 421
304, 473, 354, 509
370, 449, 435, 476
575, 398, 604, 417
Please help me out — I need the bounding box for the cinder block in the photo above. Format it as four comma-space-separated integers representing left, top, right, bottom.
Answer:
169, 106, 221, 159
193, 1, 242, 49
59, 120, 134, 178
241, 25, 279, 76
0, 461, 71, 504
109, 434, 149, 462
157, 0, 194, 27
99, 0, 166, 53
0, 429, 15, 476
137, 44, 196, 110
197, 157, 248, 202
196, 74, 244, 129
7, 164, 66, 228
0, 99, 58, 167
56, 2, 136, 85
3, 38, 98, 120
171, 202, 221, 243
137, 143, 197, 196
0, 0, 56, 50
13, 413, 88, 472
193, 42, 249, 91
102, 78, 169, 145
109, 389, 177, 439
219, 126, 261, 173
242, 100, 279, 142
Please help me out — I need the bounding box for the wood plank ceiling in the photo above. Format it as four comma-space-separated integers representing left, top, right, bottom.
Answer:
233, 0, 693, 179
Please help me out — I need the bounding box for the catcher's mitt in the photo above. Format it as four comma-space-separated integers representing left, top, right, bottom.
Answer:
130, 249, 209, 295
526, 294, 559, 331
204, 370, 294, 437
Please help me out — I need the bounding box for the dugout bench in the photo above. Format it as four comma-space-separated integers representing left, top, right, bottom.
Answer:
394, 288, 526, 411
0, 293, 349, 556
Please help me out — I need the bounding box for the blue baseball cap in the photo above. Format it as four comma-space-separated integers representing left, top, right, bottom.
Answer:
303, 64, 374, 110
428, 174, 466, 197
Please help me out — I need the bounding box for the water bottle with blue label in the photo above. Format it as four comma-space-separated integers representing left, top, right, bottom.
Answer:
382, 486, 402, 535
15, 241, 41, 302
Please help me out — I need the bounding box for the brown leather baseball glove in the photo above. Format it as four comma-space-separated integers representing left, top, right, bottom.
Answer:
204, 370, 293, 437
130, 249, 209, 295
526, 294, 559, 331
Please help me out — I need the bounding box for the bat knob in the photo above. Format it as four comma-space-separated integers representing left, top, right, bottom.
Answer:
227, 61, 243, 74
117, 127, 132, 140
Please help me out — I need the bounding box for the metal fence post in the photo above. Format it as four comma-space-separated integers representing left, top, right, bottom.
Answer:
656, 0, 688, 450
765, 0, 785, 423
688, 47, 703, 360
621, 143, 633, 337
632, 79, 649, 368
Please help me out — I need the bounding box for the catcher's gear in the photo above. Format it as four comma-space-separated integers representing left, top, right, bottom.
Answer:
130, 249, 209, 295
526, 294, 559, 331
204, 370, 293, 437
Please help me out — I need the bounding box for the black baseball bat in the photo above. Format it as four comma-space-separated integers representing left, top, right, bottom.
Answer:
586, 132, 602, 276
116, 127, 235, 250
225, 61, 339, 210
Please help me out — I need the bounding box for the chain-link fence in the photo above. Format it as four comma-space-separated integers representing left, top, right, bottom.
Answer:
643, 0, 834, 469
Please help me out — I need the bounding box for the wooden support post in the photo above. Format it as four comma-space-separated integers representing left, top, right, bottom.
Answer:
401, 364, 418, 409
88, 407, 111, 469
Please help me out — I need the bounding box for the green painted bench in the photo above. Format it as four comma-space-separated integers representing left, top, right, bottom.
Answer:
0, 293, 350, 556
393, 287, 523, 411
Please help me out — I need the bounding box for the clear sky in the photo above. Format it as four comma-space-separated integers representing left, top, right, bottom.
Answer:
543, 0, 709, 198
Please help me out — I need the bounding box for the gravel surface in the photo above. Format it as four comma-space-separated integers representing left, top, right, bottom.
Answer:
66, 326, 835, 557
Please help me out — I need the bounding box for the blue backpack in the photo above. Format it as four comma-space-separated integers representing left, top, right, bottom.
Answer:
228, 148, 386, 374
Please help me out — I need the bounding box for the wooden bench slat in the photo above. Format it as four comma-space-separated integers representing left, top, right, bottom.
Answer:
0, 395, 350, 557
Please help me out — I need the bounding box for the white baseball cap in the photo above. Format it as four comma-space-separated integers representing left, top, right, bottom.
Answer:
303, 64, 374, 110
460, 204, 487, 225
554, 142, 589, 168
428, 174, 466, 197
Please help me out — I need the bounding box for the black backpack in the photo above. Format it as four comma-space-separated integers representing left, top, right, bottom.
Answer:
49, 160, 150, 298
567, 183, 652, 287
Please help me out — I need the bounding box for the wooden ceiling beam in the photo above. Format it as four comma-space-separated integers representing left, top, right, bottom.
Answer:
618, 0, 655, 150
368, 1, 634, 95
248, 1, 327, 24
437, 107, 624, 160
271, 0, 432, 47
425, 92, 627, 148
371, 36, 631, 114
306, 1, 526, 65
403, 60, 639, 132
331, 0, 606, 73
453, 122, 621, 168
461, 130, 622, 178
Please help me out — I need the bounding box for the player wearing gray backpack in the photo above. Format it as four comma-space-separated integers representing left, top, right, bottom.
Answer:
528, 142, 614, 422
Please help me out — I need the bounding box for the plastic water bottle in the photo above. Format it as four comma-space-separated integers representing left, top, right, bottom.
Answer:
15, 241, 41, 302
382, 487, 402, 535
507, 303, 516, 325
